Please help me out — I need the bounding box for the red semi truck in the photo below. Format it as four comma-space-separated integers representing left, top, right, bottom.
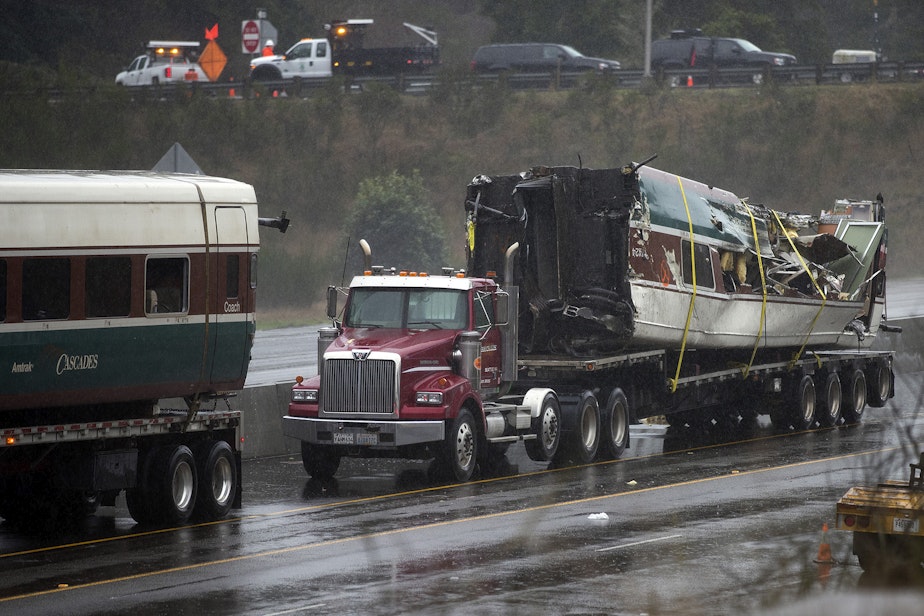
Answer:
284, 161, 897, 482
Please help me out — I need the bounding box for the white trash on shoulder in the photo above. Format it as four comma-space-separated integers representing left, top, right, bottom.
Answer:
588, 512, 609, 520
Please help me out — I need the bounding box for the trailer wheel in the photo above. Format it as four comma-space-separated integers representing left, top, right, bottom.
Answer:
866, 360, 892, 408
442, 409, 478, 482
556, 391, 600, 464
300, 442, 340, 481
789, 375, 816, 431
843, 369, 867, 423
151, 445, 198, 524
193, 440, 238, 521
524, 393, 561, 462
598, 388, 629, 460
817, 372, 843, 427
126, 448, 157, 524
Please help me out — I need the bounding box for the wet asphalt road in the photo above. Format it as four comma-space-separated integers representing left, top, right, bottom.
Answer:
0, 290, 922, 615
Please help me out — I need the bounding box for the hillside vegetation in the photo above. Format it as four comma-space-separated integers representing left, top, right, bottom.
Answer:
1, 79, 921, 321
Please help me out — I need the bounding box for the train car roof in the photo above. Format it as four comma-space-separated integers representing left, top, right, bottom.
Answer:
0, 171, 259, 250
0, 170, 257, 205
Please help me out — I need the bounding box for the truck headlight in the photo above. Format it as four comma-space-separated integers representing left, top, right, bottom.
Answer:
415, 392, 444, 405
292, 389, 319, 403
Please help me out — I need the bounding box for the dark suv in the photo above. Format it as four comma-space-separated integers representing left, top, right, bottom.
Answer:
651, 30, 796, 70
471, 43, 620, 73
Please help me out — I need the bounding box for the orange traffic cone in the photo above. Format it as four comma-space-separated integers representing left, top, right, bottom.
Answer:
686, 75, 694, 87
272, 89, 279, 97
229, 87, 236, 98
813, 522, 835, 564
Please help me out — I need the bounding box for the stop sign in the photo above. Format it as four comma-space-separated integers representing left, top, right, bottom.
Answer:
241, 20, 260, 53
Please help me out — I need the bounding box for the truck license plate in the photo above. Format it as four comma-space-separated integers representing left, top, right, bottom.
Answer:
356, 432, 379, 445
332, 431, 379, 445
332, 432, 354, 445
892, 517, 920, 533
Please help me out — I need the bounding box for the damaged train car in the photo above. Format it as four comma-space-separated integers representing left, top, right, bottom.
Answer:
465, 158, 891, 358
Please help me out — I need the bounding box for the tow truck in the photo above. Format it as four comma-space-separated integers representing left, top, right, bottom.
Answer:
116, 41, 208, 86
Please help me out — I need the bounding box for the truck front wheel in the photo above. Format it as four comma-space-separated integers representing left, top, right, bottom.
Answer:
524, 393, 561, 462
443, 409, 478, 482
251, 65, 282, 82
301, 442, 341, 481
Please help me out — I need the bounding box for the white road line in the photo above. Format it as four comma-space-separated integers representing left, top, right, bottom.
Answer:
595, 534, 683, 552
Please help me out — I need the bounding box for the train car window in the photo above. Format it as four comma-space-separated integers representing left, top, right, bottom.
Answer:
681, 240, 715, 289
22, 258, 70, 320
86, 257, 131, 318
226, 255, 240, 298
145, 257, 189, 314
0, 260, 6, 321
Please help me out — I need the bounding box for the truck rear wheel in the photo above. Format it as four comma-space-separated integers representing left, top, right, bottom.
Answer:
524, 392, 561, 462
843, 368, 867, 423
443, 409, 478, 482
817, 372, 843, 427
194, 440, 237, 521
300, 441, 340, 481
556, 391, 600, 464
598, 388, 629, 460
866, 360, 892, 408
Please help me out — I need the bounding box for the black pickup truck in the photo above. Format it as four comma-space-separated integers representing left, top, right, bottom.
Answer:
651, 29, 796, 71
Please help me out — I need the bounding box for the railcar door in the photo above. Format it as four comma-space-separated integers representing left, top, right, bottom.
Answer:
211, 206, 252, 387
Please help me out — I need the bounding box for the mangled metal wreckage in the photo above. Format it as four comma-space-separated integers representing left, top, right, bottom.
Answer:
465, 159, 890, 357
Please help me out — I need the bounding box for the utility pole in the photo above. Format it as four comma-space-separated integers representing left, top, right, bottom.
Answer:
644, 0, 653, 77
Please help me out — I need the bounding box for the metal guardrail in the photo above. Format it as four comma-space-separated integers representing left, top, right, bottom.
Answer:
16, 61, 924, 100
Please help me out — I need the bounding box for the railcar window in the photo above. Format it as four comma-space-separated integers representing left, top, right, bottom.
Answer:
0, 260, 6, 321
23, 258, 70, 320
681, 240, 715, 289
226, 255, 240, 298
145, 257, 189, 314
86, 257, 131, 318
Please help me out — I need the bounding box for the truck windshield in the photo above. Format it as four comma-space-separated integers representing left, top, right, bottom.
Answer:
345, 288, 468, 330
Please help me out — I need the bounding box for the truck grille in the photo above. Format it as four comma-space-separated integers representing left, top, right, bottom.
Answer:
320, 358, 398, 415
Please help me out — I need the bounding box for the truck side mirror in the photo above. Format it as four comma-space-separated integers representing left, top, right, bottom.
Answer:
326, 285, 338, 320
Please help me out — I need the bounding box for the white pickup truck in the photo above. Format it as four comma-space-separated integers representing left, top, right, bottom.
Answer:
116, 41, 208, 86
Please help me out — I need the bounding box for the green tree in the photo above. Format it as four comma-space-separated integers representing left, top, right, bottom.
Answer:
346, 171, 447, 273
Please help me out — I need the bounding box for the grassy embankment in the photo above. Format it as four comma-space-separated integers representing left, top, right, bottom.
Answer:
1, 77, 921, 328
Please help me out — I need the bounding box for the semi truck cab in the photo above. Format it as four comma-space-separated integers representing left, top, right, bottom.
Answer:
284, 266, 526, 482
